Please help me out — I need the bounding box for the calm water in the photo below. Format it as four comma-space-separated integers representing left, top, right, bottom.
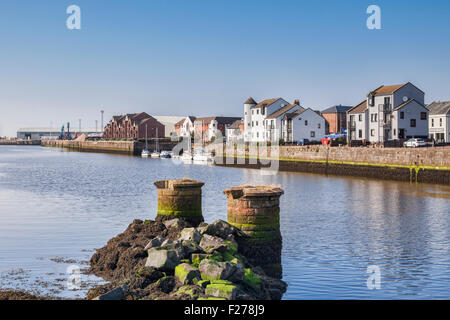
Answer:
0, 146, 450, 299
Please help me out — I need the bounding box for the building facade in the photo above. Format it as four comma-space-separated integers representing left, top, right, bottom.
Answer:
427, 101, 450, 143
281, 108, 326, 143
243, 97, 303, 143
347, 101, 369, 142
225, 119, 244, 145
103, 112, 165, 140
348, 82, 428, 143
194, 117, 242, 142
174, 116, 196, 138
321, 105, 352, 134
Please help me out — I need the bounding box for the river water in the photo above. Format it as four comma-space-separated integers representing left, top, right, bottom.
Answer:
0, 146, 449, 299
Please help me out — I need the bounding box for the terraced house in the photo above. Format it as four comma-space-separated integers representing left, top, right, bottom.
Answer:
427, 101, 450, 143
348, 82, 428, 143
103, 112, 165, 140
243, 97, 303, 143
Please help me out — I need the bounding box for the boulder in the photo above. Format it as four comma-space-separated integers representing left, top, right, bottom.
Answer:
92, 285, 128, 300
199, 235, 227, 253
179, 228, 202, 243
175, 263, 201, 285
181, 240, 204, 256
198, 259, 244, 282
151, 276, 177, 294
145, 248, 181, 271
144, 236, 164, 250
163, 218, 186, 229
173, 285, 204, 300
205, 283, 237, 300
191, 253, 209, 266
204, 220, 245, 239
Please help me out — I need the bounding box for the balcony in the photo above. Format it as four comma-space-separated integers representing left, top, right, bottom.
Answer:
378, 104, 392, 113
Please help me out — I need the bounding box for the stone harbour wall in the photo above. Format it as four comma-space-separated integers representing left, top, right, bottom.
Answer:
215, 146, 450, 185
42, 140, 135, 154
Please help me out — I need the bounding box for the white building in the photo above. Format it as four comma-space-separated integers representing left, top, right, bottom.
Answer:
243, 97, 303, 143
281, 108, 326, 143
348, 82, 428, 143
347, 101, 369, 141
427, 101, 450, 143
225, 119, 244, 145
175, 116, 196, 138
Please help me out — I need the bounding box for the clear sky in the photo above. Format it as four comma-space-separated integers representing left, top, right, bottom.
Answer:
1, 0, 449, 136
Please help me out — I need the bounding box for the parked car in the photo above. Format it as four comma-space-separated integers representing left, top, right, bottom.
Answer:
297, 139, 310, 146
403, 138, 427, 148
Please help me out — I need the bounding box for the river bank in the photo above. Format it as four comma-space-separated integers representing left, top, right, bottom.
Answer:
40, 141, 450, 185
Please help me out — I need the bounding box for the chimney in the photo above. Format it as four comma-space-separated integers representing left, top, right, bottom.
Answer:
294, 99, 300, 105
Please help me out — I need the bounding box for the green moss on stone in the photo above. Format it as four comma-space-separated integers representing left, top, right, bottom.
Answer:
243, 268, 262, 291
205, 283, 237, 300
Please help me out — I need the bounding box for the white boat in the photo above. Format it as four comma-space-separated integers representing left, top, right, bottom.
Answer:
150, 151, 160, 158
151, 128, 161, 158
141, 148, 150, 158
181, 152, 193, 161
160, 151, 171, 158
141, 125, 150, 158
193, 150, 213, 162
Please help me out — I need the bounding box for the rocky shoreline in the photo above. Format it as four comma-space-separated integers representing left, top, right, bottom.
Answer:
86, 217, 287, 300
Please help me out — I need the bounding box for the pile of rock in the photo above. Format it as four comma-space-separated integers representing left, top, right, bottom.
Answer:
88, 218, 287, 300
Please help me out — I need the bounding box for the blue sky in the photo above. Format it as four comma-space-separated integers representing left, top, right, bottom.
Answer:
0, 0, 449, 136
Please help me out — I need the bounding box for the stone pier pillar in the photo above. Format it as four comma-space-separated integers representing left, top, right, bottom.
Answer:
154, 179, 205, 226
224, 185, 284, 279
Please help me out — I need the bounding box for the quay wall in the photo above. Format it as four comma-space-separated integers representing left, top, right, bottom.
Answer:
42, 140, 135, 154
0, 140, 41, 146
215, 146, 450, 185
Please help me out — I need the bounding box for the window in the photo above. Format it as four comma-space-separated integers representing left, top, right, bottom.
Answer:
318, 123, 321, 129
305, 120, 308, 126
262, 107, 265, 115
420, 112, 427, 120
432, 119, 434, 127
256, 132, 259, 138
311, 131, 315, 138
410, 119, 416, 127
400, 112, 404, 119
369, 95, 374, 106
252, 121, 254, 127
257, 109, 259, 115
394, 129, 396, 136
256, 121, 258, 126
371, 129, 375, 137
359, 130, 362, 138
359, 114, 362, 121
440, 118, 443, 126
371, 114, 378, 122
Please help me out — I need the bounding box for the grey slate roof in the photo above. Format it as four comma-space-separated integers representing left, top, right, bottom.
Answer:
427, 101, 450, 115
321, 105, 352, 114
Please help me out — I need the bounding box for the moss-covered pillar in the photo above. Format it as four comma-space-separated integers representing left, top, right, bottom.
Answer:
154, 179, 205, 226
224, 185, 284, 279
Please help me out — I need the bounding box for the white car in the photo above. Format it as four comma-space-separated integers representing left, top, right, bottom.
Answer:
403, 138, 427, 148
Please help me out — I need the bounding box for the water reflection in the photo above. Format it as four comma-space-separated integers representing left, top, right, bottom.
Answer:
0, 146, 449, 299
